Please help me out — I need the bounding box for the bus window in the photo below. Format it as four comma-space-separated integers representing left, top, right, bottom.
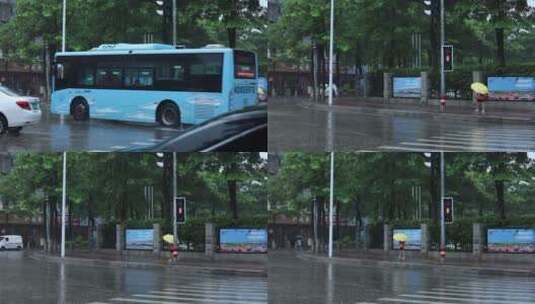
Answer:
97, 68, 122, 88
78, 68, 95, 86
125, 68, 153, 88
234, 51, 256, 79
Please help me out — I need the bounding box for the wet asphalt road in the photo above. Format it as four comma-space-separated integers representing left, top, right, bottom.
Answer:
268, 100, 535, 152
0, 251, 267, 304
0, 111, 184, 152
269, 251, 535, 304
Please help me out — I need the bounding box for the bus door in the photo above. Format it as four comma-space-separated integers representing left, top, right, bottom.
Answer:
232, 51, 258, 110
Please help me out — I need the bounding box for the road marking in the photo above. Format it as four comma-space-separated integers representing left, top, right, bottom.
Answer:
398, 293, 533, 304
151, 290, 267, 299
444, 285, 535, 293
132, 294, 266, 304
110, 298, 187, 304
418, 290, 535, 301
378, 297, 453, 304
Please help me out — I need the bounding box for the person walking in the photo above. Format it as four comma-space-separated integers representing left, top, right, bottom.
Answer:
471, 82, 489, 114
169, 243, 179, 264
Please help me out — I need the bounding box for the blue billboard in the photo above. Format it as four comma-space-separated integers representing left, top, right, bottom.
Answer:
487, 228, 535, 253
219, 228, 268, 254
393, 77, 421, 98
126, 229, 153, 250
488, 77, 535, 101
392, 228, 422, 250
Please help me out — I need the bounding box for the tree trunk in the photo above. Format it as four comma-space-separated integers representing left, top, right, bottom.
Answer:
227, 28, 237, 49
495, 180, 506, 219
228, 180, 238, 219
429, 153, 439, 222
495, 27, 506, 66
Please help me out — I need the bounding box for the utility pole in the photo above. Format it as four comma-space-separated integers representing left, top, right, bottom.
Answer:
440, 0, 446, 110
172, 153, 178, 246
328, 0, 335, 107
172, 0, 177, 46
440, 152, 446, 258
62, 0, 66, 52
61, 152, 67, 258
328, 152, 334, 258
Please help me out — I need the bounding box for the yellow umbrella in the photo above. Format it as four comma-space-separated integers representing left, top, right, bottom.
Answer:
471, 82, 489, 95
393, 233, 408, 242
162, 234, 175, 244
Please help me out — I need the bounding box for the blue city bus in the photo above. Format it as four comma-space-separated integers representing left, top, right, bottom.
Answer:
51, 44, 258, 127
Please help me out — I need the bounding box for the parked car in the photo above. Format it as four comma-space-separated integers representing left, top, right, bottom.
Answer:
0, 235, 24, 250
0, 86, 42, 135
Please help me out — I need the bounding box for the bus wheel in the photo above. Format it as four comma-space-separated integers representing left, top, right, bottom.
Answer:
0, 114, 7, 135
158, 103, 181, 127
71, 99, 89, 121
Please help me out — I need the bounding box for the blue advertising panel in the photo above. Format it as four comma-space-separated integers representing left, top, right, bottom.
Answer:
488, 77, 535, 101
393, 228, 422, 250
393, 77, 421, 98
219, 228, 268, 254
487, 228, 535, 253
126, 229, 153, 250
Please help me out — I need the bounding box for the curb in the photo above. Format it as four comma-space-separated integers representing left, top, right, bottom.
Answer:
28, 252, 267, 277
301, 101, 535, 126
299, 253, 535, 277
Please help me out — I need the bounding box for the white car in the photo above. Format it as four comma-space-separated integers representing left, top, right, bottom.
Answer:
0, 86, 41, 135
0, 235, 24, 250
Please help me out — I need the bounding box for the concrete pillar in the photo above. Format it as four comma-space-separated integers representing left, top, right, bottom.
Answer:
420, 71, 429, 104
205, 223, 216, 258
95, 224, 103, 250
420, 223, 429, 255
383, 73, 393, 102
383, 224, 392, 253
473, 223, 484, 258
153, 223, 160, 254
115, 224, 123, 252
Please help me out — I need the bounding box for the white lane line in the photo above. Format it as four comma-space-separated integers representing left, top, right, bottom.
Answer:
399, 294, 532, 304
464, 282, 535, 288
165, 285, 267, 292
379, 145, 441, 152
395, 141, 524, 151
109, 298, 187, 304
150, 290, 267, 300
378, 297, 454, 304
420, 137, 534, 147
444, 285, 535, 293
418, 290, 535, 301
132, 294, 266, 304
161, 286, 267, 293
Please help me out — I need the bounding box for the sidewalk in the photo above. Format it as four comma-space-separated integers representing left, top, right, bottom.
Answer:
28, 249, 267, 277
300, 249, 535, 277
295, 96, 535, 125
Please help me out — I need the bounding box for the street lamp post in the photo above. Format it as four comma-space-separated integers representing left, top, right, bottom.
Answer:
440, 0, 446, 110
62, 0, 67, 52
173, 153, 178, 246
172, 0, 177, 46
440, 152, 446, 258
328, 0, 335, 107
328, 152, 334, 258
61, 152, 67, 258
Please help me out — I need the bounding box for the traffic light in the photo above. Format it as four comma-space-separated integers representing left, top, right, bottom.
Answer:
443, 45, 453, 72
443, 197, 454, 224
175, 197, 186, 224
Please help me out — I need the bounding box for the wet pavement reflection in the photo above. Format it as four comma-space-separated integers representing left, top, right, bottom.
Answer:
0, 112, 183, 152
268, 251, 535, 304
269, 100, 535, 152
0, 251, 267, 304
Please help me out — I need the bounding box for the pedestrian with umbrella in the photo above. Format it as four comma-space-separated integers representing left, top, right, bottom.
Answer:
163, 234, 179, 264
393, 233, 408, 261
471, 82, 489, 114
